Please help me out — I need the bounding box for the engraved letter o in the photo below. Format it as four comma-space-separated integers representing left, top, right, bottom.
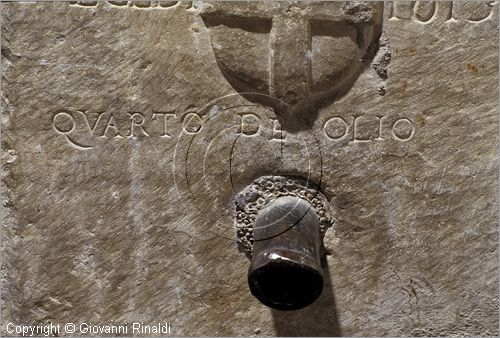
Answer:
392, 118, 415, 141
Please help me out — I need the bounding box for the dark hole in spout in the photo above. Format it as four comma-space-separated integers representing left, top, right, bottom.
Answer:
248, 256, 324, 311
246, 195, 324, 310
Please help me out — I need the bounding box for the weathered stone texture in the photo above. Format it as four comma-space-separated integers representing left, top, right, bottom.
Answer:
1, 1, 498, 336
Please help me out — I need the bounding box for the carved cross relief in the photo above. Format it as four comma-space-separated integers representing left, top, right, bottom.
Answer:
200, 1, 384, 115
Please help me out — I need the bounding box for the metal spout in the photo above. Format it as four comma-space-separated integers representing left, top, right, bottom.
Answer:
248, 196, 323, 311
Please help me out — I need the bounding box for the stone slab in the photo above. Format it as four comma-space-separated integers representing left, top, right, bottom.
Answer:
1, 1, 498, 336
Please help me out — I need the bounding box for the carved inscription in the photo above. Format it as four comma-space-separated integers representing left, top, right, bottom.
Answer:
52, 110, 200, 143
322, 115, 414, 142
69, 1, 184, 9
52, 109, 415, 149
387, 1, 497, 23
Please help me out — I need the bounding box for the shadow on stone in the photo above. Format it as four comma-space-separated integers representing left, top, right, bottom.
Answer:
271, 256, 342, 337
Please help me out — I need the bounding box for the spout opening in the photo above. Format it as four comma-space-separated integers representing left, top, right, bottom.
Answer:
248, 256, 323, 311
